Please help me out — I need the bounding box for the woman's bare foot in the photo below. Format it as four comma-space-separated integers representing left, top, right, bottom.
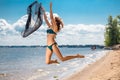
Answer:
76, 54, 85, 58
53, 59, 60, 64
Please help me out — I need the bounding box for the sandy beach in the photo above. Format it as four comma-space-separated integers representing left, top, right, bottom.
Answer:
63, 50, 120, 80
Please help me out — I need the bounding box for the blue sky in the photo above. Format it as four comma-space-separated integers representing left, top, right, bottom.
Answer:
0, 0, 120, 45
0, 0, 120, 25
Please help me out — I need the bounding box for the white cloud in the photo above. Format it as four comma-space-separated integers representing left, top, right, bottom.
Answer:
0, 13, 106, 46
0, 19, 17, 36
57, 24, 105, 45
12, 15, 28, 33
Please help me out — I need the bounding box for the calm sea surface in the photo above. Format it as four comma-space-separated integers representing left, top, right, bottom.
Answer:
0, 47, 108, 80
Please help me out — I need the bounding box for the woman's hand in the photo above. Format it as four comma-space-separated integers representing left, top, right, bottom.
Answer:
50, 2, 52, 8
41, 6, 45, 13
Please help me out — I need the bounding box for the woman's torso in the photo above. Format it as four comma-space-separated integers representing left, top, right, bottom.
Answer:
47, 28, 57, 45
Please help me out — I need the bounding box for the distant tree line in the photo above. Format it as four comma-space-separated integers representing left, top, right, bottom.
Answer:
104, 15, 120, 47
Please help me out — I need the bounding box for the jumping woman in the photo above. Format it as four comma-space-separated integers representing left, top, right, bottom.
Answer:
42, 2, 85, 64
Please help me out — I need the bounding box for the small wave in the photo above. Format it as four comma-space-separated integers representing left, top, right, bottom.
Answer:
27, 69, 49, 80
37, 69, 44, 72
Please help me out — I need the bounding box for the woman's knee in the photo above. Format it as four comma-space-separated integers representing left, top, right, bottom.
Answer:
59, 57, 65, 62
46, 59, 50, 64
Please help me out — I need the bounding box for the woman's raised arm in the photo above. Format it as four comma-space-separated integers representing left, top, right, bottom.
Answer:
42, 7, 51, 27
50, 2, 56, 27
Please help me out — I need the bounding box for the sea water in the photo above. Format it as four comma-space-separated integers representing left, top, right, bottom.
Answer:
0, 47, 109, 80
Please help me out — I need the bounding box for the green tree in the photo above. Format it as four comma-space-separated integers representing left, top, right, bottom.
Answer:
104, 15, 120, 47
117, 15, 120, 43
105, 16, 113, 46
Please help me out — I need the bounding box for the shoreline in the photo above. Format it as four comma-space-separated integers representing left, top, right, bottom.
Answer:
62, 50, 120, 80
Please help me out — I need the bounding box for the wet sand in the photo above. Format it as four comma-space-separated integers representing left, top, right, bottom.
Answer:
63, 50, 120, 80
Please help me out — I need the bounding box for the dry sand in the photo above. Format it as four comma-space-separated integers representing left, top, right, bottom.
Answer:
63, 50, 120, 80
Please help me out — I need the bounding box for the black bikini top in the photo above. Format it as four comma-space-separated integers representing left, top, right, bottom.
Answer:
47, 29, 56, 35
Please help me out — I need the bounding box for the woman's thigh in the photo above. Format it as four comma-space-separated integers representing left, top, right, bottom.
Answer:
45, 48, 53, 63
52, 45, 63, 60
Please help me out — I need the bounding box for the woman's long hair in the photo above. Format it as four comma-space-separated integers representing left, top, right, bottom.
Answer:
55, 17, 63, 32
